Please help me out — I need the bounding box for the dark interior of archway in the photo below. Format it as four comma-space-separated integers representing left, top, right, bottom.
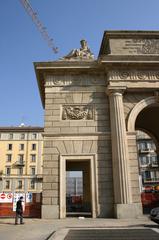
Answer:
135, 104, 159, 142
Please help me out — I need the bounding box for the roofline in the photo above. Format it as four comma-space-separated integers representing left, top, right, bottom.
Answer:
99, 30, 159, 57
102, 30, 159, 35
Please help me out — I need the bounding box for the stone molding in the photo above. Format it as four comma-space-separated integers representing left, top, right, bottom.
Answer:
45, 75, 105, 87
126, 132, 137, 140
106, 85, 127, 96
108, 71, 159, 81
43, 134, 111, 140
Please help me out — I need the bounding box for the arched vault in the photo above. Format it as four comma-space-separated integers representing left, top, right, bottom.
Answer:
127, 96, 159, 142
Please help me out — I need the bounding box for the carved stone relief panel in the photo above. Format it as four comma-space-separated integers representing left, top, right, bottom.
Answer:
132, 39, 159, 54
45, 75, 105, 87
62, 105, 94, 120
108, 71, 159, 81
109, 38, 159, 55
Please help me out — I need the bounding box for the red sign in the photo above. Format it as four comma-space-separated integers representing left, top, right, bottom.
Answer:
0, 193, 13, 203
0, 193, 5, 199
7, 193, 12, 199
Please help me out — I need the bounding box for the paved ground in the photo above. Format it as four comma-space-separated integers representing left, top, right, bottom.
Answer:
63, 229, 159, 240
0, 217, 158, 240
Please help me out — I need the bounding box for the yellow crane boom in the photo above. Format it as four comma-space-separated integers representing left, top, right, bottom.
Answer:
19, 0, 58, 53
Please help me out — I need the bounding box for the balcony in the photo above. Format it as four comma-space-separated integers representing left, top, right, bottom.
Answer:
140, 163, 159, 168
14, 161, 25, 167
139, 148, 154, 153
144, 178, 159, 183
36, 174, 43, 179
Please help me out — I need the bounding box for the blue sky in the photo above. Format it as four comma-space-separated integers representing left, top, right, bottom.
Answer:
1, 0, 159, 127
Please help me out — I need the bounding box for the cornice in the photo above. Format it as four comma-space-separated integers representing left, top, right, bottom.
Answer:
34, 60, 102, 108
0, 127, 44, 132
34, 60, 98, 70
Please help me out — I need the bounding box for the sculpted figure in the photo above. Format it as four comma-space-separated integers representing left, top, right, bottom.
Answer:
61, 39, 94, 60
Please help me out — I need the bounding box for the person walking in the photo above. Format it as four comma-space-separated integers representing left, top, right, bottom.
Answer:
15, 196, 24, 225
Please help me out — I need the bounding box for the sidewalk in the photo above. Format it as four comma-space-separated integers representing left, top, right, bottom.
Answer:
0, 216, 158, 240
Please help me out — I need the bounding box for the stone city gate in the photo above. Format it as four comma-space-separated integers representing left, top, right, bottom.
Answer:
34, 31, 159, 219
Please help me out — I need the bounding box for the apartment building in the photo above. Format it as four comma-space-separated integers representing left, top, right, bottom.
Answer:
137, 131, 159, 191
0, 125, 43, 193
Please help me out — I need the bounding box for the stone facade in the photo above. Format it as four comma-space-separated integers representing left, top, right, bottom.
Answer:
34, 31, 159, 219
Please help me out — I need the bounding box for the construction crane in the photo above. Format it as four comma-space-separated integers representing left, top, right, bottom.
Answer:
19, 0, 58, 54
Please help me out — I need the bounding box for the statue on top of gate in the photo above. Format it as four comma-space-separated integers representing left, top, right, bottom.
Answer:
60, 39, 94, 60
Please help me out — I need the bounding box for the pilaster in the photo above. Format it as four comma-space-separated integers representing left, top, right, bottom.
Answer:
106, 86, 143, 218
107, 86, 131, 204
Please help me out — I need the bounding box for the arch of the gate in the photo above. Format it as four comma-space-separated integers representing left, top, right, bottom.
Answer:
126, 95, 159, 213
127, 95, 159, 152
127, 96, 157, 132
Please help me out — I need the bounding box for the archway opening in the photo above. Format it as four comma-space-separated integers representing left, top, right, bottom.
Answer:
66, 160, 92, 217
135, 103, 159, 214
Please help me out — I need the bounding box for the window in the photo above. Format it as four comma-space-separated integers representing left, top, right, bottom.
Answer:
31, 167, 36, 175
20, 133, 25, 140
6, 167, 11, 176
8, 133, 13, 140
151, 155, 158, 165
151, 171, 157, 179
31, 154, 36, 162
32, 144, 36, 150
139, 156, 149, 166
8, 144, 12, 150
19, 154, 24, 161
30, 179, 35, 189
17, 180, 22, 189
18, 167, 23, 175
18, 154, 24, 164
19, 144, 24, 151
5, 180, 10, 189
151, 142, 156, 151
32, 133, 37, 140
6, 154, 12, 162
143, 171, 151, 180
138, 142, 146, 150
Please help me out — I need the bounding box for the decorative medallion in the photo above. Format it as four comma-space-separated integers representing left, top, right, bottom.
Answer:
62, 105, 93, 120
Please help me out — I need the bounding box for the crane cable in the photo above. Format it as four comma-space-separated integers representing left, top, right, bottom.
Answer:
19, 0, 58, 53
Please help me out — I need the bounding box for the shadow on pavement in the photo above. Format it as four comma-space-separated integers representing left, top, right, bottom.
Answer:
144, 224, 159, 229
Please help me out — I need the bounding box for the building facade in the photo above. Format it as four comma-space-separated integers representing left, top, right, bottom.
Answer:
34, 31, 159, 219
137, 131, 159, 191
0, 126, 43, 194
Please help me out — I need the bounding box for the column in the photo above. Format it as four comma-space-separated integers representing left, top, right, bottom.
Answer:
107, 86, 135, 218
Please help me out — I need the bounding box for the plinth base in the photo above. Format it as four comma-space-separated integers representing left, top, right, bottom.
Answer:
114, 203, 143, 219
